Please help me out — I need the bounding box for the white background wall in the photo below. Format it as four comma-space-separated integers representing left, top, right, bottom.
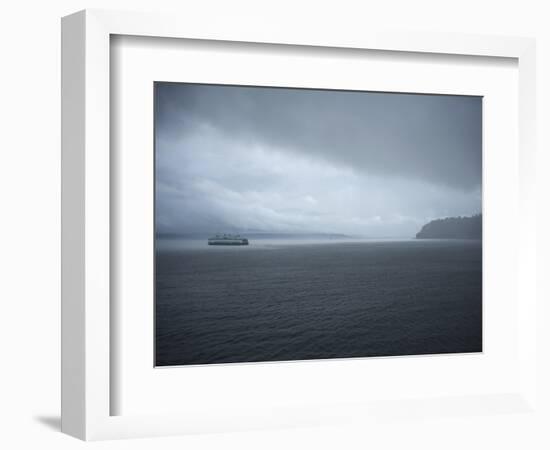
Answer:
0, 1, 548, 449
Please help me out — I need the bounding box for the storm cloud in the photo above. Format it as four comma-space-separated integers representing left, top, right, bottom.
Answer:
155, 83, 482, 237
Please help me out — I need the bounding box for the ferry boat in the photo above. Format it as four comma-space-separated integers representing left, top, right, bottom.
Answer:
208, 234, 249, 246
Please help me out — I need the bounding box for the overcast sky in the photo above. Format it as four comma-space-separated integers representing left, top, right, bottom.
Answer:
155, 83, 482, 237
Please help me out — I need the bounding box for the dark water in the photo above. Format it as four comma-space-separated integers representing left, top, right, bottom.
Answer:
155, 239, 482, 366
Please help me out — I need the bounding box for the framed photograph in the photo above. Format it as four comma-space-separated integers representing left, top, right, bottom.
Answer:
153, 82, 483, 367
61, 9, 538, 441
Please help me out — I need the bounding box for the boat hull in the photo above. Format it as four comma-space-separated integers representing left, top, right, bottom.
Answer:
208, 239, 249, 246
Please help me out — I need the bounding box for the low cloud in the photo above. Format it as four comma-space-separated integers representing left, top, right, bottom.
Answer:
156, 83, 482, 237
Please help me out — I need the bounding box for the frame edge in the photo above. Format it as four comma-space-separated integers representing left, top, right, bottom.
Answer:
61, 10, 87, 441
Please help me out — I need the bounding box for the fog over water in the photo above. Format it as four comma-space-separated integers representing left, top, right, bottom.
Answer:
155, 83, 482, 238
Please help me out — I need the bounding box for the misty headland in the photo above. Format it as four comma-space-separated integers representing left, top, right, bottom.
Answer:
416, 214, 482, 240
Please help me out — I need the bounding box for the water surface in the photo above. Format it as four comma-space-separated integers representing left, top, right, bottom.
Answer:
155, 239, 482, 366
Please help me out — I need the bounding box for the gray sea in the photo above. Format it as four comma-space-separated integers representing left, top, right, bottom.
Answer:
155, 238, 482, 366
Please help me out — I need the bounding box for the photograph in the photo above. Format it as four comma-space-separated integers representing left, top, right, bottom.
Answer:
154, 82, 483, 367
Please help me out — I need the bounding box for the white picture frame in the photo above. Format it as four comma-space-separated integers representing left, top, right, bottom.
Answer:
61, 9, 537, 441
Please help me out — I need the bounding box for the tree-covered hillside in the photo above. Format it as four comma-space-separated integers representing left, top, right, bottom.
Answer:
416, 214, 482, 239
